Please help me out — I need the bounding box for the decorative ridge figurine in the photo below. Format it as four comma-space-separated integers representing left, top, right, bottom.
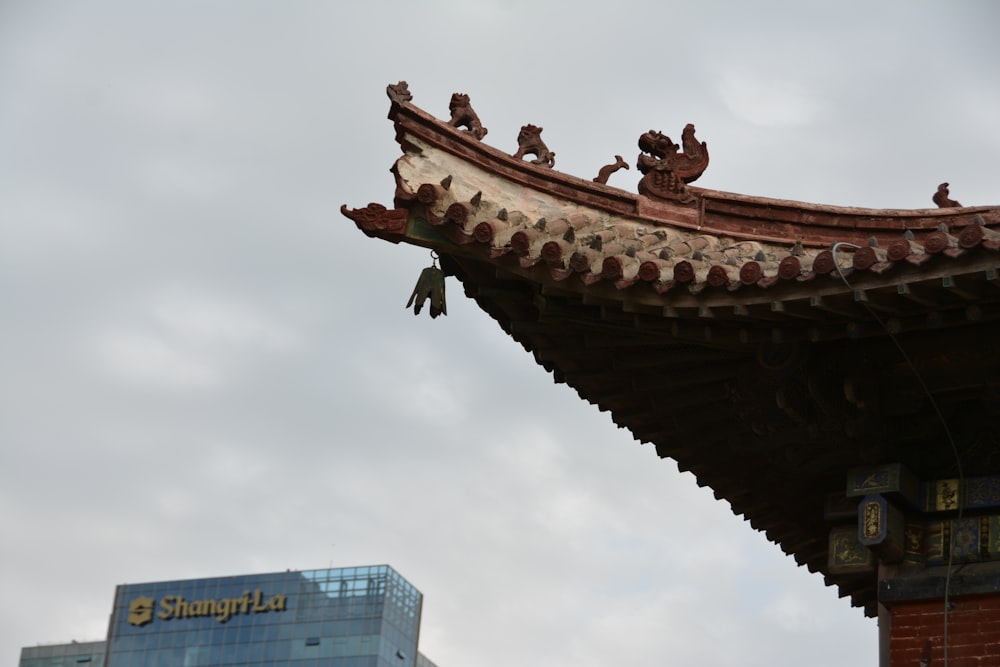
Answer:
386, 81, 412, 105
933, 182, 962, 208
447, 93, 487, 140
636, 124, 709, 204
594, 155, 629, 185
512, 124, 555, 168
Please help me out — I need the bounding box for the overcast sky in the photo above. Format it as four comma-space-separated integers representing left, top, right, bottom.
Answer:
2, 2, 998, 666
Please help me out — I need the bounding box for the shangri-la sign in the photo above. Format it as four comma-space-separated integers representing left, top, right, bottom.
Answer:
127, 589, 287, 626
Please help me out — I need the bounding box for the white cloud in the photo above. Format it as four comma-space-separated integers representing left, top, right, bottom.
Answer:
97, 328, 221, 389
150, 289, 299, 350
718, 68, 824, 127
119, 78, 223, 131
761, 589, 829, 632
3, 3, 991, 667
92, 287, 301, 389
138, 156, 230, 199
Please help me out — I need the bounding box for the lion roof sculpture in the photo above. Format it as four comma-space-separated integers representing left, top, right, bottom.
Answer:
512, 124, 555, 169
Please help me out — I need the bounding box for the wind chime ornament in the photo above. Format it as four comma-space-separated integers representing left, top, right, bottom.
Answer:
406, 251, 447, 318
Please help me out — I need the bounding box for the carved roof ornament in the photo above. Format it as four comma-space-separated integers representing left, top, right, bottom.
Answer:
354, 84, 999, 300
513, 124, 555, 168
386, 81, 412, 105
636, 124, 709, 204
340, 203, 407, 240
933, 182, 962, 208
447, 93, 487, 140
593, 155, 629, 185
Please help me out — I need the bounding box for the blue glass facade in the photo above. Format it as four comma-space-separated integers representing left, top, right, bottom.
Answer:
97, 565, 424, 667
19, 640, 106, 667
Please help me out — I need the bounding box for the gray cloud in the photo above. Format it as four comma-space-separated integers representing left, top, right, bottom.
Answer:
3, 1, 995, 666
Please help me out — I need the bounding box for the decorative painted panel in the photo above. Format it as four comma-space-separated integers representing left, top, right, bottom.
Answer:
829, 525, 875, 574
846, 463, 919, 508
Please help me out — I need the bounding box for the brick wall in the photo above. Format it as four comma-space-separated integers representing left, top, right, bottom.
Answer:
890, 594, 1000, 666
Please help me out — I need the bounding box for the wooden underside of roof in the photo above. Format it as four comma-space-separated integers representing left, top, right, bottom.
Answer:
442, 250, 1000, 616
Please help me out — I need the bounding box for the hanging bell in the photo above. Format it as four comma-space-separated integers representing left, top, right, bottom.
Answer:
406, 253, 447, 318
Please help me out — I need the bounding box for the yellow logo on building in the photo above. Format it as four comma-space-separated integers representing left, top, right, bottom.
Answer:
126, 589, 287, 626
128, 596, 155, 627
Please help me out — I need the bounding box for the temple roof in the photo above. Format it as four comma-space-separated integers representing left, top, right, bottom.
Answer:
343, 83, 1000, 616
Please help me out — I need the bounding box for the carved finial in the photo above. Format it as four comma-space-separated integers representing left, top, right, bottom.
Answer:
791, 240, 804, 257
868, 237, 878, 247
659, 248, 673, 260
341, 203, 408, 238
933, 182, 962, 208
470, 191, 482, 208
625, 246, 636, 258
755, 250, 767, 261
938, 223, 949, 233
497, 208, 508, 221
440, 175, 452, 190
590, 236, 603, 251
593, 155, 630, 184
386, 81, 413, 104
513, 124, 555, 168
563, 228, 575, 243
448, 93, 488, 140
534, 218, 547, 230
904, 229, 915, 241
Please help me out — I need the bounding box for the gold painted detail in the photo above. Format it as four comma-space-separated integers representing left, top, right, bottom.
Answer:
127, 589, 287, 626
855, 471, 890, 493
828, 526, 875, 574
863, 501, 882, 540
935, 479, 961, 511
991, 516, 1000, 557
846, 464, 920, 506
833, 531, 868, 565
904, 523, 924, 563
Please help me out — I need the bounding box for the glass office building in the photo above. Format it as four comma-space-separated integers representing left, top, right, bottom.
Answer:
21, 565, 433, 667
19, 641, 106, 667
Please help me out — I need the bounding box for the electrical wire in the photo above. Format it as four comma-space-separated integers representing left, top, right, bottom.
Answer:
830, 241, 966, 667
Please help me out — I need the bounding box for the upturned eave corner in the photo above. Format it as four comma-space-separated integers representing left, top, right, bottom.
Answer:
343, 82, 1000, 308
340, 82, 1000, 619
339, 203, 408, 243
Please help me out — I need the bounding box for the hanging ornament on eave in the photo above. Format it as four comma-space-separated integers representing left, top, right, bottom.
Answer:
406, 251, 447, 318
